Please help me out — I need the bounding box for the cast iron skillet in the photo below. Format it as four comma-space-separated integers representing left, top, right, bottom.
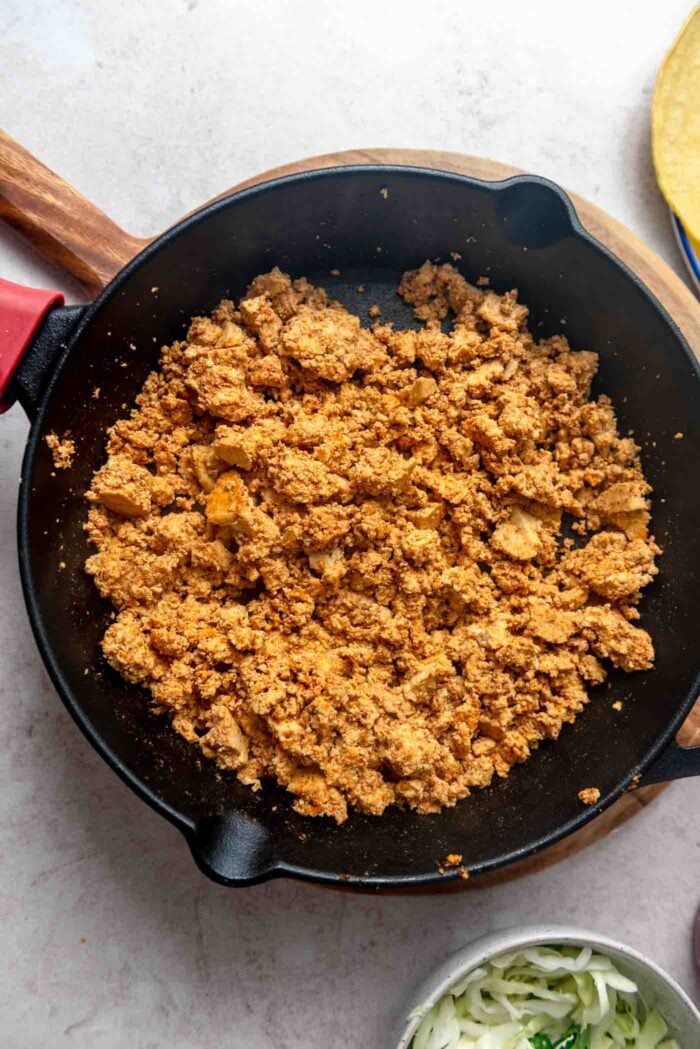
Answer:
2, 146, 700, 888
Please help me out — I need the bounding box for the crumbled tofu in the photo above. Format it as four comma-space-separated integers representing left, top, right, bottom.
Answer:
350, 447, 414, 496
239, 295, 283, 352
84, 262, 658, 825
568, 532, 658, 601
45, 432, 75, 470
583, 606, 654, 671
401, 376, 438, 406
279, 306, 383, 382
492, 508, 542, 561
214, 419, 285, 471
595, 481, 648, 516
190, 445, 225, 492
206, 470, 278, 543
89, 455, 160, 517
199, 706, 249, 769
308, 547, 345, 584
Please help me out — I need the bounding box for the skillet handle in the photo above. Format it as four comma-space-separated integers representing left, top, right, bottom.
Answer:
0, 128, 149, 296
10, 304, 85, 420
0, 277, 63, 412
188, 813, 279, 887
638, 740, 700, 787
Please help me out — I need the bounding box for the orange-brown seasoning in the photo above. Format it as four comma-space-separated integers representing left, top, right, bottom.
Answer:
85, 262, 658, 823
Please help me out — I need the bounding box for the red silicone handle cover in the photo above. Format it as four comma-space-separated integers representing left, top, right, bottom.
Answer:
0, 277, 64, 413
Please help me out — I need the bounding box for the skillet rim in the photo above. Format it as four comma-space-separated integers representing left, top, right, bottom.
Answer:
16, 164, 700, 887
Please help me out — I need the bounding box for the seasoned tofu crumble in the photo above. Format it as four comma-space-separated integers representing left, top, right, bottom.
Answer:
46, 432, 76, 470
85, 263, 658, 823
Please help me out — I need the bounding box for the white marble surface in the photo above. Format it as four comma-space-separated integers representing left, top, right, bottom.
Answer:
1, 2, 699, 1046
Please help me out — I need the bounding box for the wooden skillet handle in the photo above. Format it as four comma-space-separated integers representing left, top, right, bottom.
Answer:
0, 129, 150, 297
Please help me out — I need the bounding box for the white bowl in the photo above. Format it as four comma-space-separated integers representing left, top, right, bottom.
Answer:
387, 924, 700, 1048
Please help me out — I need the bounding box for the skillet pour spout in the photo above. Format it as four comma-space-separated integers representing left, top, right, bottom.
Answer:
2, 129, 700, 888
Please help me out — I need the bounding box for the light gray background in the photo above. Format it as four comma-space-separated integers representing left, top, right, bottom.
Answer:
1, 2, 698, 1046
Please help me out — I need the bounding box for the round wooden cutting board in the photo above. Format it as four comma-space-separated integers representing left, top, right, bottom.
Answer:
227, 148, 700, 887
2, 136, 699, 885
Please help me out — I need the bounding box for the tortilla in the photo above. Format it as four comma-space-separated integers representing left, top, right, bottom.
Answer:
652, 5, 700, 241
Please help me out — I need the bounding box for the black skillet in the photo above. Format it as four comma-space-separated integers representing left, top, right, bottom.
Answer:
1, 135, 699, 888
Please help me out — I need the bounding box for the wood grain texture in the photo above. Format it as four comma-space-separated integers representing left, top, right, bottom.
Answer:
2, 139, 698, 883
0, 129, 149, 297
